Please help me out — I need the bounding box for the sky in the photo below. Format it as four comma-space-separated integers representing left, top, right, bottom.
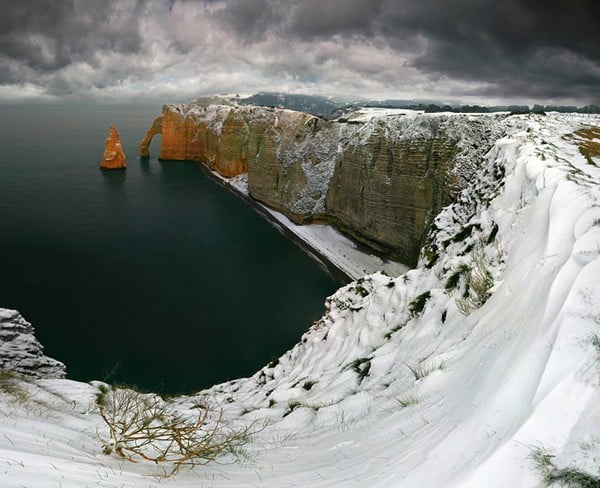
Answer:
1, 0, 598, 105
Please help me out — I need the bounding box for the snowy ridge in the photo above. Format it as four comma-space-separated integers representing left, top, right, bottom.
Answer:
170, 102, 238, 137
1, 113, 599, 486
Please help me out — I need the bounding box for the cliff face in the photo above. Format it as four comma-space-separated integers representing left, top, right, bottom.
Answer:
325, 122, 455, 263
326, 115, 499, 264
140, 103, 503, 266
100, 124, 126, 169
248, 111, 346, 223
141, 104, 272, 177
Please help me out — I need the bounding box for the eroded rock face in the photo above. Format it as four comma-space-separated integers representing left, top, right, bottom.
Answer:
100, 124, 126, 169
326, 122, 454, 264
0, 308, 66, 379
143, 104, 271, 177
249, 110, 345, 222
140, 103, 504, 265
327, 117, 475, 265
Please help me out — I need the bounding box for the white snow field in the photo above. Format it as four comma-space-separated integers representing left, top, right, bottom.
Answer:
1, 113, 599, 487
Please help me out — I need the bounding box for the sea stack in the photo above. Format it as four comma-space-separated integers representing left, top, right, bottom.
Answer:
100, 124, 127, 169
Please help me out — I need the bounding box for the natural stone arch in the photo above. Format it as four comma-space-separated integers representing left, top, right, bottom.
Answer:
139, 116, 163, 157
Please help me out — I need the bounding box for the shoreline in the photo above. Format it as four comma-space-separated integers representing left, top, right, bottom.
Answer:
196, 163, 352, 284
193, 162, 409, 283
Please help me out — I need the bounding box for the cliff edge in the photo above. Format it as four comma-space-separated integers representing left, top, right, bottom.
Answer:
140, 103, 505, 266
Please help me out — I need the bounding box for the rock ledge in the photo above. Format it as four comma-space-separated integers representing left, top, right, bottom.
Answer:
0, 308, 66, 379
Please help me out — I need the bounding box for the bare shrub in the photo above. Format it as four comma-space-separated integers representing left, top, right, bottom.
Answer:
95, 385, 258, 475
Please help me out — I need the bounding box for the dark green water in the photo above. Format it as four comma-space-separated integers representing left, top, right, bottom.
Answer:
0, 104, 337, 393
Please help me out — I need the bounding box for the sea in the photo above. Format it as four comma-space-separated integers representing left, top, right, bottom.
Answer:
0, 103, 337, 394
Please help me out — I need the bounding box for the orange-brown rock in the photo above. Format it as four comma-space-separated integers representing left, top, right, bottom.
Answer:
100, 124, 126, 169
139, 115, 162, 158
140, 103, 268, 177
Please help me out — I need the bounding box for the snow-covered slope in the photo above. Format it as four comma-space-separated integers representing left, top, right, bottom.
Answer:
1, 113, 599, 487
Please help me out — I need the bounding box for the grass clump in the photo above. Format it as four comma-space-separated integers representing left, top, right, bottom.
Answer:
590, 334, 600, 358
451, 223, 481, 243
283, 401, 303, 417
456, 254, 494, 315
0, 370, 30, 404
343, 357, 372, 383
406, 361, 445, 381
396, 394, 420, 408
531, 447, 600, 487
408, 291, 431, 318
445, 264, 470, 292
95, 385, 258, 476
565, 126, 600, 165
384, 318, 410, 340
355, 284, 370, 297
486, 222, 499, 244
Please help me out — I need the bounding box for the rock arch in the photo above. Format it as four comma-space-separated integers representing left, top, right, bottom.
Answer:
139, 116, 163, 157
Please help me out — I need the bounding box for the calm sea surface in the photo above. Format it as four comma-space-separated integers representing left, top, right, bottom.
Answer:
0, 104, 337, 393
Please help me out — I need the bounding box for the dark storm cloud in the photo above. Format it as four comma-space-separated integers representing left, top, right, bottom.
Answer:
210, 0, 289, 42
390, 0, 600, 101
0, 0, 598, 103
0, 0, 154, 97
208, 0, 600, 102
286, 0, 384, 40
0, 1, 143, 73
206, 0, 383, 41
384, 0, 600, 100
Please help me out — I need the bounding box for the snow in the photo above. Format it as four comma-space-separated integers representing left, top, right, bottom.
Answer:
1, 112, 599, 487
342, 107, 425, 121
269, 215, 409, 280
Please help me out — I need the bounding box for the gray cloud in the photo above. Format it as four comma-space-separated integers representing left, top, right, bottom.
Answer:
392, 0, 600, 100
0, 1, 144, 72
0, 0, 598, 104
287, 0, 384, 40
210, 0, 289, 42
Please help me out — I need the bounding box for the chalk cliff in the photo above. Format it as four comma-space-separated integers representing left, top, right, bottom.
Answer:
326, 114, 501, 264
100, 124, 126, 169
140, 103, 504, 266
